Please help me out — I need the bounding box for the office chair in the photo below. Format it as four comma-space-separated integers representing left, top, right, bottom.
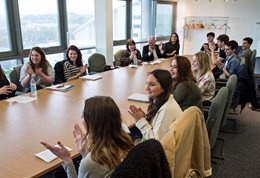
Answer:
9, 64, 24, 93
111, 139, 171, 178
88, 53, 107, 74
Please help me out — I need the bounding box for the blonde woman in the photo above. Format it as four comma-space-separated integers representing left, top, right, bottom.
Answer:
192, 52, 215, 104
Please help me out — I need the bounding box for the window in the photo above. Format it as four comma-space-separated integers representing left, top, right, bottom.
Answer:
67, 0, 95, 48
0, 59, 20, 76
132, 0, 156, 42
18, 0, 60, 49
113, 0, 127, 41
0, 0, 11, 52
156, 4, 173, 37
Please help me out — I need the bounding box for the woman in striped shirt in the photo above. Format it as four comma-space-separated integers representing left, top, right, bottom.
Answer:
64, 45, 88, 81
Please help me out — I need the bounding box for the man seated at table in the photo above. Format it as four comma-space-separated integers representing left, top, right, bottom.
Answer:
237, 37, 253, 58
219, 40, 240, 78
142, 36, 166, 62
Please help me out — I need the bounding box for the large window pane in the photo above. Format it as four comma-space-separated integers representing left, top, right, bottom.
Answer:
67, 0, 95, 48
18, 0, 60, 49
0, 0, 11, 52
156, 4, 172, 37
113, 0, 126, 40
132, 0, 156, 42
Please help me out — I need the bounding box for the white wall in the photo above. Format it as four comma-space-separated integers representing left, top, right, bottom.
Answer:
176, 0, 260, 55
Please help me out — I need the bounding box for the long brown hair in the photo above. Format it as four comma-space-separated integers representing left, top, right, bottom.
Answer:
83, 96, 133, 169
146, 69, 173, 121
172, 56, 196, 90
29, 47, 49, 75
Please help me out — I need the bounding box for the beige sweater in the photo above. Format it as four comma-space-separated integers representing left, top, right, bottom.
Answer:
160, 106, 212, 178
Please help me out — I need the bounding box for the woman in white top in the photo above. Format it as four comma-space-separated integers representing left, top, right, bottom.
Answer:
129, 69, 182, 141
20, 46, 54, 90
192, 52, 216, 103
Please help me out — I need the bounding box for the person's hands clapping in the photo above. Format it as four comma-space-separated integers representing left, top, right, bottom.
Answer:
128, 105, 146, 122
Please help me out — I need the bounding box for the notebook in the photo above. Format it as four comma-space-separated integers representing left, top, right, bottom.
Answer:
127, 93, 149, 103
45, 84, 74, 92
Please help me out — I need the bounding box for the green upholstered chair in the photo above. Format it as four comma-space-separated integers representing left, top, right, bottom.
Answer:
88, 53, 107, 74
114, 49, 126, 67
206, 87, 228, 149
220, 74, 237, 129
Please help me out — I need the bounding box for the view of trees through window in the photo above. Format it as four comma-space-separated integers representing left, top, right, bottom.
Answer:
0, 0, 11, 52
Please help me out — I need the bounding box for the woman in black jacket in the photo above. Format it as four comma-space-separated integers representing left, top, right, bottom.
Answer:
0, 65, 16, 100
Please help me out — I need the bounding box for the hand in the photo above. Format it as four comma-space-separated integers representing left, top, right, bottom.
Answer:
40, 141, 72, 164
128, 105, 145, 122
209, 42, 216, 51
35, 67, 43, 76
28, 65, 34, 75
216, 59, 223, 67
0, 85, 12, 95
171, 50, 176, 55
9, 83, 17, 91
80, 65, 87, 74
130, 51, 136, 60
73, 123, 88, 156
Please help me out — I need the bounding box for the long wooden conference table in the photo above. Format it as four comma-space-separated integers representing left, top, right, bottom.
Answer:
0, 59, 172, 177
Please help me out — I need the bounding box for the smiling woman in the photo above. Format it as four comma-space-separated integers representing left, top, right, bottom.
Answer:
129, 69, 182, 143
63, 45, 88, 81
19, 47, 55, 90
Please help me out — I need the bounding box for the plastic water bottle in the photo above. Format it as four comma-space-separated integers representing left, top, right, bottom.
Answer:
30, 74, 37, 97
133, 54, 137, 66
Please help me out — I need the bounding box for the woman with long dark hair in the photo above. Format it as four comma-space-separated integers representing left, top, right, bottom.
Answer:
129, 69, 182, 141
170, 56, 202, 111
63, 45, 88, 81
41, 96, 133, 178
20, 46, 54, 90
164, 32, 180, 57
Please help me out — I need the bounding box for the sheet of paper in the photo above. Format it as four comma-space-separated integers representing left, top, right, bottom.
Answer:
142, 60, 162, 65
122, 122, 130, 133
128, 64, 138, 68
128, 93, 149, 103
6, 96, 37, 103
79, 74, 103, 81
35, 145, 72, 163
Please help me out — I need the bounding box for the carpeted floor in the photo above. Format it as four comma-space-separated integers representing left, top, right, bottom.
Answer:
211, 105, 260, 178
211, 62, 260, 177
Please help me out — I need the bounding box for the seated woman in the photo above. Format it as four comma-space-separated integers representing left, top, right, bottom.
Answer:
192, 52, 215, 104
128, 69, 182, 142
0, 65, 16, 100
164, 32, 180, 57
20, 47, 54, 90
64, 45, 88, 81
41, 96, 133, 178
170, 56, 202, 111
120, 39, 142, 66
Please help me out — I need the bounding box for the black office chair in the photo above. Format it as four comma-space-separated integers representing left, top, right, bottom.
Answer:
111, 139, 171, 178
9, 64, 25, 93
54, 59, 67, 84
